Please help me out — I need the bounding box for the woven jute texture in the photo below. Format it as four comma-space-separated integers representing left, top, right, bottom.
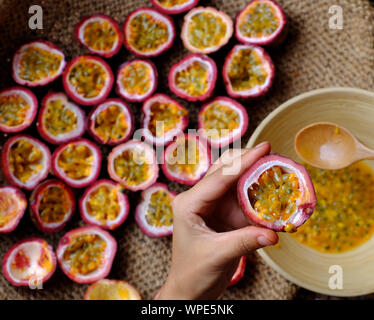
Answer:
0, 0, 373, 300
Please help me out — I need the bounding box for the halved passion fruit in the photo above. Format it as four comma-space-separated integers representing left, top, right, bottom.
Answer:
84, 279, 141, 300
1, 135, 51, 190
62, 55, 114, 106
116, 59, 158, 102
80, 179, 129, 230
88, 99, 134, 145
181, 7, 233, 54
135, 183, 176, 237
161, 133, 211, 185
229, 256, 246, 287
37, 92, 86, 145
75, 14, 123, 58
29, 179, 75, 233
12, 41, 66, 87
223, 44, 274, 99
168, 54, 217, 102
0, 87, 37, 133
56, 226, 117, 284
235, 0, 287, 46
198, 96, 248, 148
123, 7, 175, 57
141, 94, 188, 146
3, 238, 56, 286
151, 0, 199, 15
107, 140, 159, 191
0, 186, 27, 233
237, 155, 316, 232
51, 139, 101, 188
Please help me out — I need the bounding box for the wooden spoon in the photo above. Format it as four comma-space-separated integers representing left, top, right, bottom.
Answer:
294, 122, 374, 170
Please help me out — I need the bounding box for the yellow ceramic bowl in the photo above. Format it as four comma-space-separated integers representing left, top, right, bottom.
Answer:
247, 87, 374, 297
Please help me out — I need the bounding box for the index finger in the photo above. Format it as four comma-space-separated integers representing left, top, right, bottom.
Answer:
184, 142, 271, 210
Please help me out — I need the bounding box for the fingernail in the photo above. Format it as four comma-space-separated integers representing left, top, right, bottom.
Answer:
257, 235, 273, 247
254, 141, 268, 149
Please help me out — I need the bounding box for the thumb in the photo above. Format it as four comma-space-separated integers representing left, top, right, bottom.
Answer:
219, 226, 278, 259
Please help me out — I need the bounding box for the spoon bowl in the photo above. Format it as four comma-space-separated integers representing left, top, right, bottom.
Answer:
294, 122, 374, 170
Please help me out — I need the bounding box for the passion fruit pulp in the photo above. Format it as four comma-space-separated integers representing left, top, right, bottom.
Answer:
0, 186, 27, 233
1, 135, 51, 190
198, 96, 249, 148
62, 55, 114, 106
75, 14, 123, 58
107, 140, 159, 191
57, 226, 117, 284
181, 7, 233, 54
168, 54, 217, 102
237, 155, 316, 232
12, 41, 66, 87
51, 139, 102, 188
88, 98, 134, 145
151, 0, 199, 15
161, 133, 211, 185
229, 256, 246, 287
223, 44, 274, 99
124, 7, 175, 57
141, 94, 189, 146
135, 183, 176, 237
37, 92, 86, 145
116, 59, 158, 102
80, 179, 130, 230
84, 279, 141, 300
3, 238, 56, 286
29, 179, 75, 233
0, 87, 38, 133
235, 0, 287, 46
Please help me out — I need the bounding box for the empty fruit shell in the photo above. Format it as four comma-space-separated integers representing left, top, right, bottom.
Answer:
62, 55, 114, 106
223, 44, 274, 99
228, 256, 246, 286
181, 7, 233, 54
80, 179, 130, 230
88, 98, 134, 146
0, 186, 27, 233
84, 279, 141, 300
57, 226, 117, 284
198, 96, 248, 148
0, 87, 38, 133
75, 14, 123, 58
237, 154, 316, 232
3, 238, 56, 286
37, 92, 86, 145
12, 41, 66, 87
107, 140, 159, 191
51, 139, 102, 188
29, 179, 75, 233
1, 135, 51, 190
123, 7, 175, 57
161, 133, 211, 185
235, 0, 287, 46
168, 54, 217, 102
116, 59, 158, 103
135, 183, 176, 237
141, 94, 189, 146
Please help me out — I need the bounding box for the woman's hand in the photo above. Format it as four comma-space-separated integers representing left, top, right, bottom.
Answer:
158, 142, 278, 300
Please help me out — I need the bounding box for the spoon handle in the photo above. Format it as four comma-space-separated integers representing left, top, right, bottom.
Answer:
355, 143, 374, 161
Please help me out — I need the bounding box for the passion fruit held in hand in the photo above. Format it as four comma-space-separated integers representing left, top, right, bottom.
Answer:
238, 155, 316, 232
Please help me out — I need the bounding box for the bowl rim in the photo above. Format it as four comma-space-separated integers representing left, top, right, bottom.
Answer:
246, 87, 374, 297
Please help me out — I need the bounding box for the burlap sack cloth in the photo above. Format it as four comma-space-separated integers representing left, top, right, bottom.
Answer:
0, 0, 373, 300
